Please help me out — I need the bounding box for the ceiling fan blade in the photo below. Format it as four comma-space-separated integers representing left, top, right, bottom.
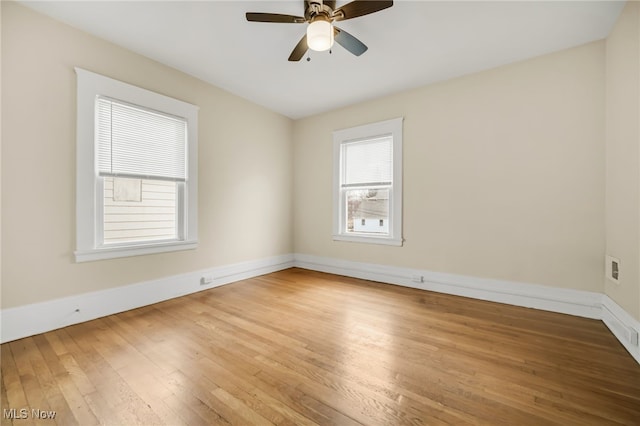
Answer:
246, 12, 305, 23
334, 27, 368, 56
333, 0, 393, 21
288, 35, 308, 61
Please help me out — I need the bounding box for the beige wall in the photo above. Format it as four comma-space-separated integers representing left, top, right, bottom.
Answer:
605, 1, 640, 320
293, 42, 606, 293
3, 2, 639, 324
1, 3, 293, 308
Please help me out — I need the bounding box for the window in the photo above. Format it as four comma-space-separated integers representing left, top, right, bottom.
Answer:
75, 68, 198, 262
333, 117, 403, 246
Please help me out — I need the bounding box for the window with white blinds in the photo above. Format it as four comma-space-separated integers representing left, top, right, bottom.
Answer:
342, 136, 392, 188
333, 118, 403, 246
75, 68, 198, 262
96, 98, 187, 181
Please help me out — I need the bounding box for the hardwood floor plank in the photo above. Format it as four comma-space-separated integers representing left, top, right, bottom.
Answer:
117, 372, 187, 426
255, 370, 362, 426
162, 369, 233, 425
195, 357, 310, 426
2, 268, 639, 425
1, 369, 13, 426
30, 335, 77, 426
7, 339, 61, 426
2, 344, 36, 426
82, 390, 129, 426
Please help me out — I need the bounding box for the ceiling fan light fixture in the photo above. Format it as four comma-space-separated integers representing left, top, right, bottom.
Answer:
246, 0, 394, 61
307, 18, 334, 52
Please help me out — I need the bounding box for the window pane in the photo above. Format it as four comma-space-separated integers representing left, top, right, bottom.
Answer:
346, 188, 389, 234
343, 136, 392, 185
103, 177, 177, 244
97, 97, 187, 181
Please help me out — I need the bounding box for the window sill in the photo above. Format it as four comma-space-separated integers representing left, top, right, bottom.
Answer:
332, 234, 403, 247
75, 240, 198, 262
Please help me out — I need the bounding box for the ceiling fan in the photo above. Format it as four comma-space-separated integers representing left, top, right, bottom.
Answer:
246, 1, 393, 61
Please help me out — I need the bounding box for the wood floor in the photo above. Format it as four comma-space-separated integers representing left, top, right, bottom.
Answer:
2, 268, 639, 425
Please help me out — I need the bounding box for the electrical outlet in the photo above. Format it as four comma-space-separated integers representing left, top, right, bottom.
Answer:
201, 275, 214, 286
605, 255, 620, 284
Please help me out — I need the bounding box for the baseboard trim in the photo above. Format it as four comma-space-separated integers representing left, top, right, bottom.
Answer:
293, 253, 639, 364
601, 295, 640, 364
0, 254, 294, 344
294, 254, 603, 319
2, 252, 638, 365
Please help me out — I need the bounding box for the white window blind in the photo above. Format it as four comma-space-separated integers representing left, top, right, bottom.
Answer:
97, 97, 187, 181
342, 136, 392, 187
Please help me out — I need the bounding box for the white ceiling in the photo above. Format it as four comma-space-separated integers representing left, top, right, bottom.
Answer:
21, 1, 625, 119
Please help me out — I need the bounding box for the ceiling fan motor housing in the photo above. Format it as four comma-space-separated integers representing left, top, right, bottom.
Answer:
305, 2, 335, 22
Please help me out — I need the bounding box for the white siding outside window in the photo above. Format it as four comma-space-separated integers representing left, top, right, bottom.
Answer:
103, 177, 177, 244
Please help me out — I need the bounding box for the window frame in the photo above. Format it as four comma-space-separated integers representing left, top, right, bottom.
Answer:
75, 68, 198, 262
332, 117, 403, 246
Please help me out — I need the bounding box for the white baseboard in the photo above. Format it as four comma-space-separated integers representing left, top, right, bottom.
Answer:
2, 252, 638, 365
294, 254, 603, 319
601, 295, 640, 364
294, 253, 639, 364
0, 254, 294, 344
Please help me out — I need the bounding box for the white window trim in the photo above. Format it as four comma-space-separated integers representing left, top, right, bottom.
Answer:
75, 68, 198, 262
332, 117, 403, 246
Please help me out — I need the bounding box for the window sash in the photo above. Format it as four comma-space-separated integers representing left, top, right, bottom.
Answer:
339, 136, 393, 234
341, 136, 393, 186
342, 185, 392, 236
96, 97, 187, 181
98, 177, 184, 247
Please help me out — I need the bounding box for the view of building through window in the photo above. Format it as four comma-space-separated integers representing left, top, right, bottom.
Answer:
346, 188, 389, 234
